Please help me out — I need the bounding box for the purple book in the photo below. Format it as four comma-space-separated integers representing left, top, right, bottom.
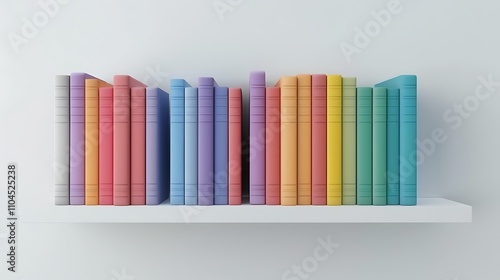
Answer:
69, 72, 95, 205
249, 71, 266, 204
198, 77, 218, 205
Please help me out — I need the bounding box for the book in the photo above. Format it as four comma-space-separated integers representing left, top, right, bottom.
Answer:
373, 87, 387, 205
297, 74, 312, 205
342, 77, 357, 205
54, 75, 70, 205
69, 72, 96, 205
146, 87, 170, 205
214, 86, 229, 205
386, 88, 400, 205
265, 87, 280, 205
185, 87, 198, 205
84, 79, 112, 205
113, 75, 146, 206
228, 88, 242, 205
327, 75, 342, 206
98, 87, 114, 205
357, 87, 373, 205
198, 77, 218, 205
375, 75, 417, 206
276, 76, 297, 206
311, 74, 327, 205
170, 79, 190, 205
249, 71, 266, 204
131, 87, 146, 205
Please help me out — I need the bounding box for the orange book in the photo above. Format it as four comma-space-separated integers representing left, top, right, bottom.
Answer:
131, 87, 146, 205
297, 74, 312, 205
276, 76, 297, 206
265, 87, 280, 205
84, 79, 112, 205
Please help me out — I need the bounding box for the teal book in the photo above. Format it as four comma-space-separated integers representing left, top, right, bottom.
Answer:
356, 87, 372, 205
375, 75, 417, 206
386, 88, 399, 205
342, 77, 356, 205
372, 87, 387, 205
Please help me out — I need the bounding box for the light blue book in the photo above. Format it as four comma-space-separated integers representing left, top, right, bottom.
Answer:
375, 75, 417, 206
184, 87, 198, 205
386, 88, 400, 205
214, 87, 229, 205
170, 79, 190, 205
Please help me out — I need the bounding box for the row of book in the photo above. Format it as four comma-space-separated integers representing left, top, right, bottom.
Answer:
54, 72, 417, 206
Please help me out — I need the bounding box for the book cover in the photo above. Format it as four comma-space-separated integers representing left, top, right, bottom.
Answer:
131, 87, 146, 205
98, 87, 114, 205
228, 88, 242, 205
185, 87, 198, 205
327, 75, 342, 205
265, 87, 280, 205
311, 74, 327, 205
249, 71, 266, 204
214, 86, 229, 205
386, 88, 400, 205
54, 75, 70, 205
297, 74, 312, 205
342, 77, 357, 205
373, 87, 387, 205
276, 76, 297, 206
357, 87, 373, 205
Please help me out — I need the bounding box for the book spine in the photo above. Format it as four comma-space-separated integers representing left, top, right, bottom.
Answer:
198, 77, 215, 205
311, 75, 327, 205
54, 75, 70, 205
113, 75, 131, 205
297, 74, 312, 205
214, 87, 229, 205
170, 80, 187, 205
69, 73, 93, 205
131, 87, 146, 205
399, 79, 417, 205
249, 71, 266, 204
342, 77, 357, 205
99, 87, 114, 205
327, 75, 342, 205
279, 76, 297, 206
387, 88, 400, 205
373, 87, 387, 205
84, 79, 100, 205
185, 87, 198, 205
228, 88, 242, 205
265, 87, 280, 205
357, 87, 373, 205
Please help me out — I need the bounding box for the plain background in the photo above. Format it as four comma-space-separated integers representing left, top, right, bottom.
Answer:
0, 0, 498, 279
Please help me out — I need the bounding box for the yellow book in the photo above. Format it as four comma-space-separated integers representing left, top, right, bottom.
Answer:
276, 76, 297, 206
297, 74, 311, 205
327, 75, 342, 205
85, 79, 112, 205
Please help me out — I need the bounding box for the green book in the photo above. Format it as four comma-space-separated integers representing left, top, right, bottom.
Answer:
356, 87, 372, 205
342, 77, 356, 205
373, 87, 387, 205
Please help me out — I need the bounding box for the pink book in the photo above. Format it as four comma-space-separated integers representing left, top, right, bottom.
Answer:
228, 88, 242, 205
113, 75, 146, 206
265, 87, 280, 205
99, 87, 114, 205
311, 75, 327, 205
131, 87, 146, 205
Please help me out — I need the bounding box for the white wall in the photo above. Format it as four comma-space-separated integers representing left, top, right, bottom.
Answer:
0, 0, 498, 279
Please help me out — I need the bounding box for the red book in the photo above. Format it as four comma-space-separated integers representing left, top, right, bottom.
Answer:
131, 87, 146, 205
228, 88, 242, 205
265, 87, 280, 205
311, 75, 327, 205
99, 87, 113, 205
113, 75, 146, 206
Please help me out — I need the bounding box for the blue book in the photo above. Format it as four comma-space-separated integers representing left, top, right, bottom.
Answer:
356, 87, 372, 205
146, 87, 170, 205
185, 87, 198, 205
214, 86, 229, 205
170, 79, 190, 205
386, 88, 400, 205
375, 75, 417, 206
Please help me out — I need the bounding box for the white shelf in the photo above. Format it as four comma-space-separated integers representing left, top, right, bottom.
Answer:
25, 198, 471, 223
